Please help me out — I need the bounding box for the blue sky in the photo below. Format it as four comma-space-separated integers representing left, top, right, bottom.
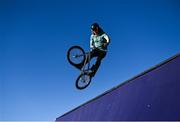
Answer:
0, 0, 180, 121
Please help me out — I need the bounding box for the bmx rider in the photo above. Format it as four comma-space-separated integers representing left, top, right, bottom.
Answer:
88, 23, 110, 77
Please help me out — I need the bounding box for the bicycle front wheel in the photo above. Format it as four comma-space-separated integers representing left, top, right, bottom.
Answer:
76, 73, 92, 90
67, 46, 85, 66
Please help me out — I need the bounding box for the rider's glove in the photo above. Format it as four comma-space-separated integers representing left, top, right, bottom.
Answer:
90, 47, 95, 51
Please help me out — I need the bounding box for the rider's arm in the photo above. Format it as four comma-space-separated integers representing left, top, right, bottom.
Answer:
102, 34, 110, 47
104, 34, 110, 44
90, 35, 95, 50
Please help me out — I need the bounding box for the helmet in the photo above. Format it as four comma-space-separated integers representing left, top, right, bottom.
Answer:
91, 23, 99, 31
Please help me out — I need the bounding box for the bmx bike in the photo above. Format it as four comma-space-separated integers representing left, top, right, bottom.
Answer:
67, 45, 93, 90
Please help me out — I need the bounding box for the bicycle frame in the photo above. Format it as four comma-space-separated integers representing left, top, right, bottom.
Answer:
80, 52, 91, 74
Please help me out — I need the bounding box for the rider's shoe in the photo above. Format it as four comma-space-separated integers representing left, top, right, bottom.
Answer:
88, 70, 95, 77
83, 69, 95, 77
83, 69, 90, 74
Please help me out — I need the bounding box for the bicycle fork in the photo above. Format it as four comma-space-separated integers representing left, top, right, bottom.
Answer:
81, 52, 90, 73
80, 52, 91, 82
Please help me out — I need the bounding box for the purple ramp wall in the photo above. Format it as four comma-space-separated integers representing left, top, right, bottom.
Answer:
56, 54, 180, 121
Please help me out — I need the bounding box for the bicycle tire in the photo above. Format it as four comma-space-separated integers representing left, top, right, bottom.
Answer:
76, 73, 92, 90
67, 46, 85, 66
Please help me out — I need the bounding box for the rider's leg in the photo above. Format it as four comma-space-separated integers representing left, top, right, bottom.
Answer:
90, 50, 106, 77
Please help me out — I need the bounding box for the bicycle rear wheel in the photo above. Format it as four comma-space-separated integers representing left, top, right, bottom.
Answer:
67, 46, 85, 66
76, 73, 92, 90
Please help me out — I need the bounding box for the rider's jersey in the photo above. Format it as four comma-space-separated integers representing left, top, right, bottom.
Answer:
90, 31, 110, 52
